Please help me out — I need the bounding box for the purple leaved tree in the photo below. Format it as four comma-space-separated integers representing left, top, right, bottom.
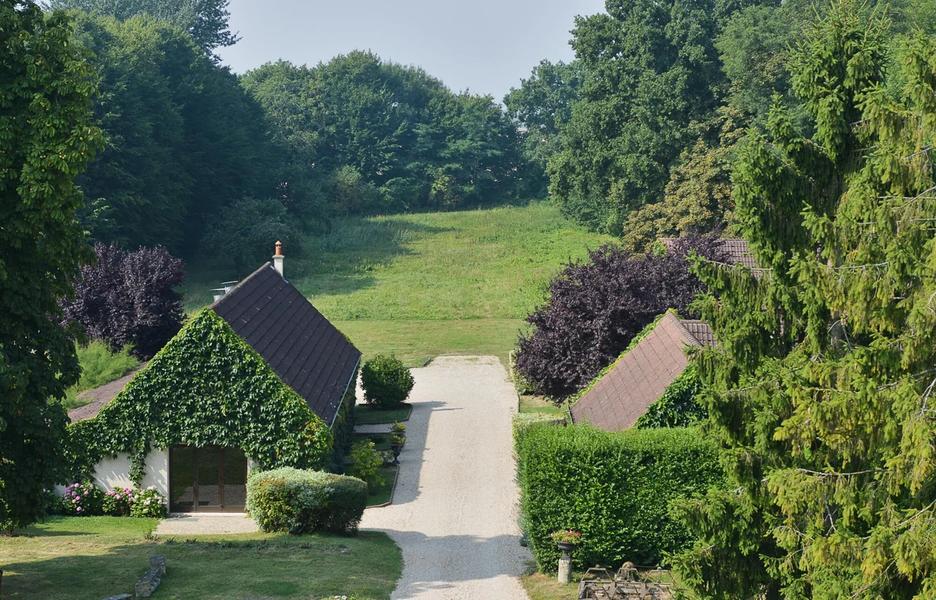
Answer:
515, 236, 724, 399
61, 243, 184, 358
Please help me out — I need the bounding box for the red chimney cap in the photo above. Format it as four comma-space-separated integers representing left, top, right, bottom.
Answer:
274, 241, 283, 256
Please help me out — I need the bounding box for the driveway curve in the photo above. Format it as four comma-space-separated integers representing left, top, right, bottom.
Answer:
360, 355, 530, 600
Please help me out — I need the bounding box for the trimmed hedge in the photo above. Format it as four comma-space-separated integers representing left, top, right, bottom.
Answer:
247, 467, 367, 534
515, 424, 722, 571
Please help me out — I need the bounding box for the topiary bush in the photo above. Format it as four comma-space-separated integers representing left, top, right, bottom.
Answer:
247, 467, 367, 534
515, 424, 722, 572
361, 355, 414, 408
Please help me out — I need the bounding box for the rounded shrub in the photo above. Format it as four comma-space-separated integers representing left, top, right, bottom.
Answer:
361, 354, 414, 408
247, 467, 367, 534
102, 487, 134, 516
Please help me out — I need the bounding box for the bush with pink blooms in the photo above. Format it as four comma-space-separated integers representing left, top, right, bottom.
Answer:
58, 482, 167, 518
61, 482, 105, 516
102, 487, 135, 516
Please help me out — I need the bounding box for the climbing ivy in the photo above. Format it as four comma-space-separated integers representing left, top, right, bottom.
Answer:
64, 310, 332, 484
636, 365, 705, 429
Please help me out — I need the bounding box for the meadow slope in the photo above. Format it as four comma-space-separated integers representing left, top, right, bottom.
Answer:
186, 202, 611, 366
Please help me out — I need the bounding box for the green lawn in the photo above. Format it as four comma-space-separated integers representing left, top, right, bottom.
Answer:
355, 403, 412, 425
0, 516, 401, 600
183, 202, 611, 366
64, 342, 140, 409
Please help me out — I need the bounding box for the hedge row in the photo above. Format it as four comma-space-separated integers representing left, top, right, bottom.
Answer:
247, 467, 367, 534
515, 424, 722, 572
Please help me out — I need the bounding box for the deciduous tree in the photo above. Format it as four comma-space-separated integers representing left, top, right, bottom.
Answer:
69, 13, 273, 254
515, 237, 724, 399
547, 0, 766, 233
0, 0, 101, 532
61, 244, 185, 359
47, 0, 238, 53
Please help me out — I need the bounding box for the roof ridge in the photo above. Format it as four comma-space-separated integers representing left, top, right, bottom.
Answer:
210, 262, 275, 310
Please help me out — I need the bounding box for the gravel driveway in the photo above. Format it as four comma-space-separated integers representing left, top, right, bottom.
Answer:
360, 355, 530, 599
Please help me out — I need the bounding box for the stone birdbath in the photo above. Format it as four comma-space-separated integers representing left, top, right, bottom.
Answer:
551, 529, 582, 584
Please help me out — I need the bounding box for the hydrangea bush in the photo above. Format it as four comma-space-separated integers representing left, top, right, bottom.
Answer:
59, 483, 166, 518
61, 482, 104, 516
102, 487, 134, 516
130, 487, 168, 518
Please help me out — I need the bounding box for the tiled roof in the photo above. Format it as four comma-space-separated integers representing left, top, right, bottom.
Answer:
660, 237, 760, 270
569, 312, 715, 431
212, 263, 361, 424
67, 369, 141, 423
719, 238, 758, 269
680, 320, 716, 348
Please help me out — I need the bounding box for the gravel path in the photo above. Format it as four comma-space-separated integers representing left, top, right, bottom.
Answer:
155, 513, 258, 536
360, 355, 531, 600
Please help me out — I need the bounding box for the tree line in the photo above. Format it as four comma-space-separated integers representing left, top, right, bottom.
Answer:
44, 1, 530, 268
505, 0, 936, 246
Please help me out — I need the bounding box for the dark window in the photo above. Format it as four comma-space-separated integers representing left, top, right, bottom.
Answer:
169, 446, 247, 512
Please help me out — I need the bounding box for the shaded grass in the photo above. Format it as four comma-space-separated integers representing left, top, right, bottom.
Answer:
0, 516, 401, 600
367, 465, 398, 507
183, 203, 611, 365
354, 403, 412, 425
64, 342, 140, 409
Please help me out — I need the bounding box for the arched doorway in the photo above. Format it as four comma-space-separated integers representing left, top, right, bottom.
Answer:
169, 446, 247, 512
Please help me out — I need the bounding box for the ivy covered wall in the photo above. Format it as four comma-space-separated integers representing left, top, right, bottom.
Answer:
64, 310, 332, 484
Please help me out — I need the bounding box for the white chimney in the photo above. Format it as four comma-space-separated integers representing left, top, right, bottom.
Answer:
273, 240, 284, 278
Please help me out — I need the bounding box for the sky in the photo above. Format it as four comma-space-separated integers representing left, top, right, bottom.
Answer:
217, 0, 606, 100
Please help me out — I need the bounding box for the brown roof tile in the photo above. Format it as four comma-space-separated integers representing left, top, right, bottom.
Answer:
661, 237, 761, 270
67, 368, 142, 423
681, 320, 716, 347
570, 313, 706, 431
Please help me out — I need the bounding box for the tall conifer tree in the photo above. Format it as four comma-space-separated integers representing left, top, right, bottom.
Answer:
675, 2, 936, 597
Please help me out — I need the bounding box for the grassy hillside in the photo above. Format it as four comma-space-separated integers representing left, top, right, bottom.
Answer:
185, 202, 612, 366
64, 342, 140, 409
